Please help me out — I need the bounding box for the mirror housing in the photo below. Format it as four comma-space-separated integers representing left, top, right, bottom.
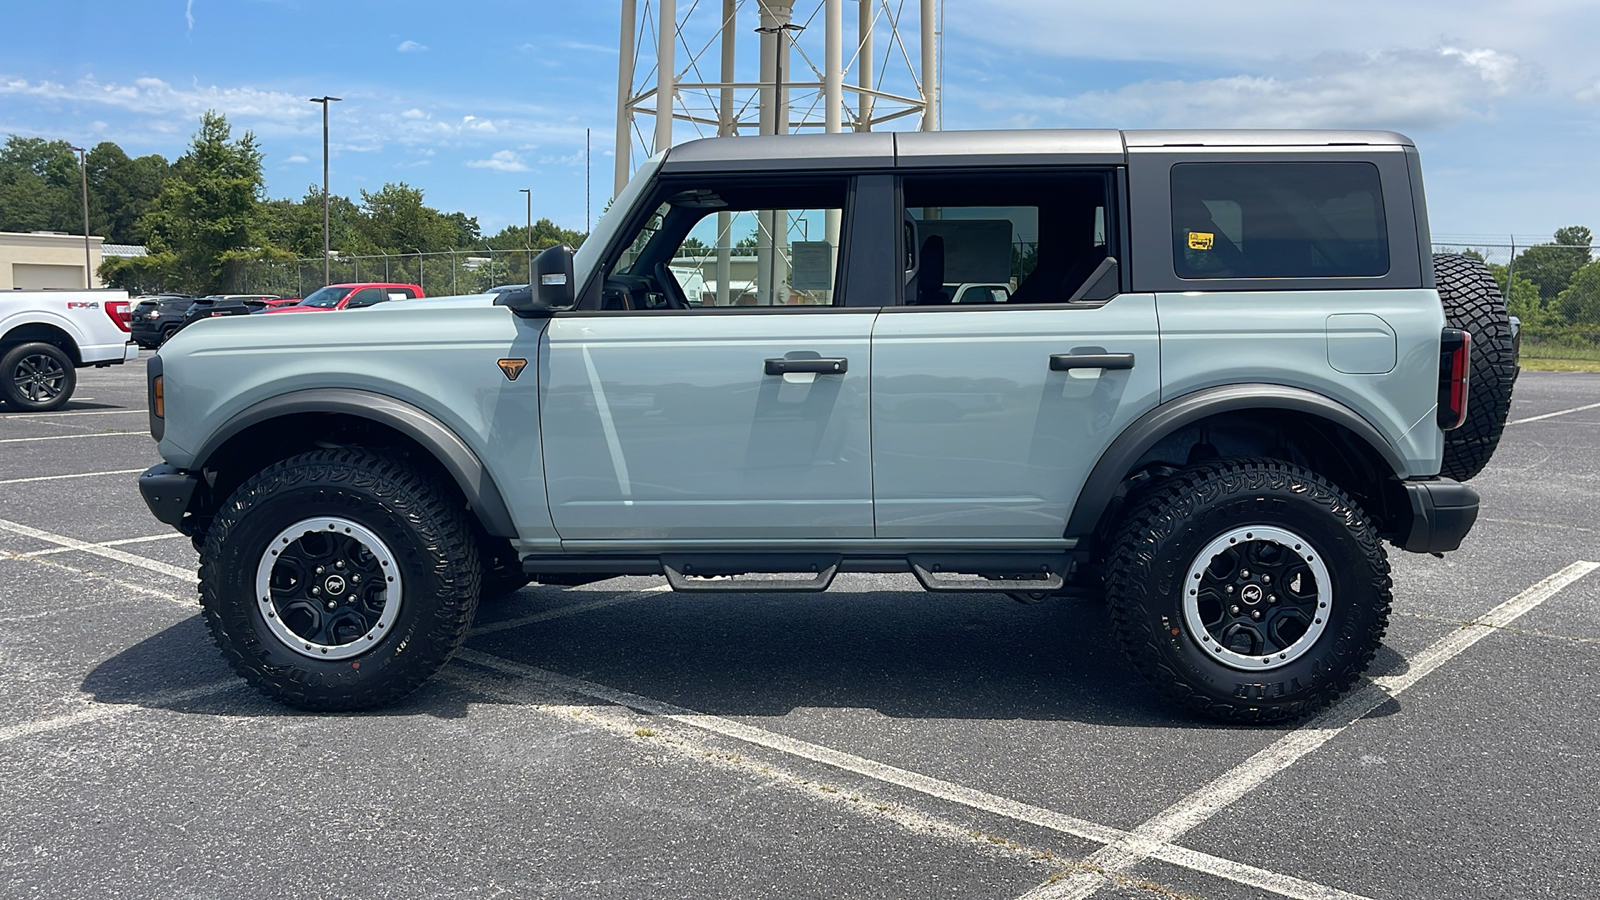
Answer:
499, 244, 576, 317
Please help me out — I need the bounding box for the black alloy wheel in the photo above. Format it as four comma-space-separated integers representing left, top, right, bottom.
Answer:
0, 342, 77, 412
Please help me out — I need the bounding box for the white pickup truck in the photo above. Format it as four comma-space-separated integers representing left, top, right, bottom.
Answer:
0, 289, 140, 411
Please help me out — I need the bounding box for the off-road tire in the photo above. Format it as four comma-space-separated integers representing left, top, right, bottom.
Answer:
1, 342, 76, 412
1434, 253, 1517, 481
199, 448, 481, 711
1104, 458, 1392, 724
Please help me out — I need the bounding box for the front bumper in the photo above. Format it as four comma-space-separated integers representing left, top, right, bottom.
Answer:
139, 464, 198, 529
1397, 478, 1480, 553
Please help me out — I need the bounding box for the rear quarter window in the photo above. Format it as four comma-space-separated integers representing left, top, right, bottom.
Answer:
1172, 162, 1389, 279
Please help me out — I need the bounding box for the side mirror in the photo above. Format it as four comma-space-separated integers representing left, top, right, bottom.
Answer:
500, 244, 576, 317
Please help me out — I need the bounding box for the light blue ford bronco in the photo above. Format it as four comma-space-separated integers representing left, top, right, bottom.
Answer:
139, 129, 1516, 722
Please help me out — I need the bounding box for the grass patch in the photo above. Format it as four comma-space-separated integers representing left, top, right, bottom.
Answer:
1518, 357, 1600, 373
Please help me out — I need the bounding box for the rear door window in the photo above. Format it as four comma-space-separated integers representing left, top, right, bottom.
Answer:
1171, 162, 1388, 279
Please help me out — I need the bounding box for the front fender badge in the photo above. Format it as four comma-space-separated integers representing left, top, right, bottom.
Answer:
498, 358, 528, 381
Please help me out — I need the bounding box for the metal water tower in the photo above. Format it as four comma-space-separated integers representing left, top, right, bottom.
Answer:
613, 0, 941, 195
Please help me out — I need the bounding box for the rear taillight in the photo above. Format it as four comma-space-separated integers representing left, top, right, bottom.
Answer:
105, 299, 132, 332
1438, 328, 1471, 430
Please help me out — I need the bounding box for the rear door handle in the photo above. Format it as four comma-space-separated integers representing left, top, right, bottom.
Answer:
765, 357, 848, 375
1050, 353, 1135, 371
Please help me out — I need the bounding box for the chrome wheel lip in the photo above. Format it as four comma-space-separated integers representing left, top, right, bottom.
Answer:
1182, 524, 1332, 672
254, 516, 403, 661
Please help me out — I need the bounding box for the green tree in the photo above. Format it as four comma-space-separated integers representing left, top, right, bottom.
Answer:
85, 142, 170, 244
1488, 262, 1554, 327
0, 136, 80, 234
1556, 259, 1600, 326
1512, 226, 1593, 302
358, 182, 461, 254
486, 217, 586, 251
139, 111, 268, 293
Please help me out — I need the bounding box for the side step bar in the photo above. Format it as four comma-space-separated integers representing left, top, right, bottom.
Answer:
522, 552, 1077, 594
907, 554, 1069, 593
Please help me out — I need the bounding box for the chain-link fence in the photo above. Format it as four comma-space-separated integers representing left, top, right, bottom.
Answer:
237, 249, 549, 299
1431, 241, 1598, 364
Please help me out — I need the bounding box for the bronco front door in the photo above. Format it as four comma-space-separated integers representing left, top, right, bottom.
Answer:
539, 173, 880, 543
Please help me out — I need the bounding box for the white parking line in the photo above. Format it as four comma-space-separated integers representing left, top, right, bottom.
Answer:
469, 584, 672, 636
1025, 560, 1600, 900
0, 468, 146, 486
23, 532, 186, 556
456, 647, 1371, 900
0, 518, 193, 580
0, 681, 240, 746
0, 408, 145, 419
0, 431, 146, 444
1509, 401, 1600, 425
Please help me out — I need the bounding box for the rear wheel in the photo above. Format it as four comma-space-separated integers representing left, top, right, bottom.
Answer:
1105, 459, 1391, 723
0, 342, 76, 412
199, 448, 481, 710
1434, 253, 1517, 481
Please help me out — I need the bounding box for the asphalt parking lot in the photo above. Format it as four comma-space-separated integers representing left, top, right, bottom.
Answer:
1, 354, 1597, 900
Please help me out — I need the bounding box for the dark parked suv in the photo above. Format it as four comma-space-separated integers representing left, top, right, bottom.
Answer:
183, 294, 282, 326
129, 294, 199, 348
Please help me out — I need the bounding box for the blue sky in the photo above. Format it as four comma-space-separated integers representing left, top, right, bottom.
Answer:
4, 0, 1598, 244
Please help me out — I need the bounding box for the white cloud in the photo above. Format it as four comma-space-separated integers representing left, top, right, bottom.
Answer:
285, 154, 308, 163
401, 108, 427, 119
974, 47, 1534, 131
0, 74, 314, 130
1578, 81, 1600, 102
185, 0, 195, 36
466, 150, 529, 172
461, 115, 497, 133
397, 40, 428, 53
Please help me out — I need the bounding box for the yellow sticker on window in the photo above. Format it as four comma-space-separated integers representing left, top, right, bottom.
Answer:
1188, 232, 1215, 251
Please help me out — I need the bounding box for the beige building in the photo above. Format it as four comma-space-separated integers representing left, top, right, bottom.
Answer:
0, 231, 105, 290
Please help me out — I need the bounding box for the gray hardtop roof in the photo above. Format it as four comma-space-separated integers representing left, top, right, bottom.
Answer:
660, 128, 1414, 174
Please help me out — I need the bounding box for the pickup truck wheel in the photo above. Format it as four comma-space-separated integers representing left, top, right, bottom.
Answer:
1, 342, 76, 412
1104, 459, 1392, 724
198, 448, 481, 711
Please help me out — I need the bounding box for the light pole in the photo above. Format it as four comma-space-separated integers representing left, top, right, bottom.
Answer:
309, 96, 342, 286
519, 188, 532, 286
68, 145, 91, 288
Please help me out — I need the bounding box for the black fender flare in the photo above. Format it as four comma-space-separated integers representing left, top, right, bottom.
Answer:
1064, 384, 1409, 539
193, 388, 518, 538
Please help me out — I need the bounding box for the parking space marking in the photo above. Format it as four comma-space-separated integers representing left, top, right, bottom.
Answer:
0, 431, 146, 444
1509, 401, 1600, 425
0, 408, 145, 419
0, 468, 147, 486
456, 647, 1367, 900
1027, 560, 1600, 900
0, 681, 240, 746
0, 518, 193, 580
469, 584, 672, 636
0, 550, 193, 609
22, 532, 187, 556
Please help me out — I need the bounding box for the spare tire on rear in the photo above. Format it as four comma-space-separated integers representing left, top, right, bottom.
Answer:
1434, 253, 1518, 481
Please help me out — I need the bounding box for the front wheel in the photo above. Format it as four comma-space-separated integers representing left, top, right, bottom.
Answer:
1105, 459, 1392, 723
199, 449, 481, 710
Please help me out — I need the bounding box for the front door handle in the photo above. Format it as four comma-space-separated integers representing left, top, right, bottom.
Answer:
765, 357, 848, 376
1050, 352, 1135, 371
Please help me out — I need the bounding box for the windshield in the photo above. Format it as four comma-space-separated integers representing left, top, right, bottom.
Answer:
297, 286, 354, 309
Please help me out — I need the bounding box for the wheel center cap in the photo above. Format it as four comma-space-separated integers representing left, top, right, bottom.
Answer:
324, 574, 347, 596
1240, 583, 1264, 605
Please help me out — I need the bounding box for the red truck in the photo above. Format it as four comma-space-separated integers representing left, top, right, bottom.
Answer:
260, 283, 424, 314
